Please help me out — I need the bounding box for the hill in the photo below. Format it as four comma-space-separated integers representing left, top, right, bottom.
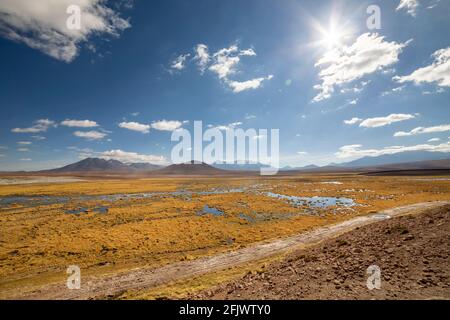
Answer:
154, 161, 230, 175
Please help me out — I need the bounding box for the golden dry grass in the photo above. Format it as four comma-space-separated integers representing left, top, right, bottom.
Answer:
0, 174, 449, 298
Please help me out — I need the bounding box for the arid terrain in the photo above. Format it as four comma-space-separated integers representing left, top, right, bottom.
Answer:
0, 173, 449, 299
191, 203, 450, 300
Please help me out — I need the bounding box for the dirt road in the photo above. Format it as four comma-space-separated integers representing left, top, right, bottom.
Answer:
193, 203, 450, 300
12, 201, 449, 300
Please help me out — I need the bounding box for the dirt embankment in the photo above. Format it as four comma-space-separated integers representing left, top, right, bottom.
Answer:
192, 205, 450, 300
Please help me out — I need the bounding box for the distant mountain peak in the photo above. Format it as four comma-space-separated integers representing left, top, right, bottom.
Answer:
43, 157, 163, 173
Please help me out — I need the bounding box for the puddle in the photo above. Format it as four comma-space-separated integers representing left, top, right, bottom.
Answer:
197, 205, 225, 216
265, 192, 356, 208
65, 207, 88, 215
239, 213, 255, 223
65, 206, 109, 215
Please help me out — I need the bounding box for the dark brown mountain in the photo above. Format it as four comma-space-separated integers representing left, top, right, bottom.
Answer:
43, 158, 130, 173
40, 158, 163, 173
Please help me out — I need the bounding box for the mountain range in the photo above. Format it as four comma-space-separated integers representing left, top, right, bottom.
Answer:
3, 150, 449, 175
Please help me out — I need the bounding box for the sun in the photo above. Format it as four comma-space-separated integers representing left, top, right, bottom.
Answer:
321, 28, 344, 49
307, 12, 355, 51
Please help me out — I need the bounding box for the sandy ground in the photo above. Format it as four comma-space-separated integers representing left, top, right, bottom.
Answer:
9, 201, 448, 300
192, 204, 450, 300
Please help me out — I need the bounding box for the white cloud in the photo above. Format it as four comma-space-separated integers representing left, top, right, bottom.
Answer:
381, 85, 406, 96
394, 47, 450, 88
215, 121, 243, 131
0, 146, 7, 149
73, 130, 106, 140
394, 124, 450, 137
12, 119, 56, 133
348, 98, 358, 105
151, 120, 183, 131
170, 53, 190, 71
17, 148, 29, 152
194, 44, 210, 73
131, 112, 140, 117
61, 119, 98, 127
239, 48, 256, 56
100, 149, 167, 164
227, 75, 273, 93
119, 121, 150, 134
313, 33, 411, 102
396, 0, 419, 17
0, 0, 131, 62
176, 43, 272, 93
359, 113, 416, 128
20, 158, 32, 161
297, 151, 308, 155
428, 138, 440, 142
209, 45, 241, 79
340, 80, 371, 94
31, 135, 46, 140
245, 114, 256, 120
336, 141, 450, 159
343, 117, 362, 125
17, 141, 32, 145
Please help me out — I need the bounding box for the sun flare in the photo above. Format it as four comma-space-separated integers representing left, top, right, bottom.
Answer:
321, 28, 344, 49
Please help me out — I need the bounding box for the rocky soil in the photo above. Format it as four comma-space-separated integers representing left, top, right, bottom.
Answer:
191, 205, 450, 300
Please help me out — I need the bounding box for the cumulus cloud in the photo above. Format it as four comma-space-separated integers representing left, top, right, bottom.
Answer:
178, 43, 273, 93
12, 119, 56, 133
313, 33, 411, 102
394, 47, 450, 88
208, 45, 241, 79
0, 0, 131, 62
227, 75, 273, 93
396, 0, 419, 17
151, 120, 183, 131
73, 130, 106, 140
61, 119, 98, 127
359, 113, 416, 128
170, 53, 190, 71
394, 124, 450, 137
335, 141, 450, 159
343, 117, 362, 125
193, 44, 210, 73
17, 141, 32, 145
119, 121, 150, 133
100, 149, 167, 164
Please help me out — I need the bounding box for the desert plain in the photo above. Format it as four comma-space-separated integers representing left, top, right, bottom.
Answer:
0, 173, 449, 299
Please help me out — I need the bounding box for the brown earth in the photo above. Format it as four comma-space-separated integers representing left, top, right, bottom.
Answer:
191, 204, 450, 300
7, 201, 447, 300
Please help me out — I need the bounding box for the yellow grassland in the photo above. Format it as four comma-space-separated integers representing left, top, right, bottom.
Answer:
0, 174, 449, 298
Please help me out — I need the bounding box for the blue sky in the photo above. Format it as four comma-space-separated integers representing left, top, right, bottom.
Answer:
0, 0, 449, 170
